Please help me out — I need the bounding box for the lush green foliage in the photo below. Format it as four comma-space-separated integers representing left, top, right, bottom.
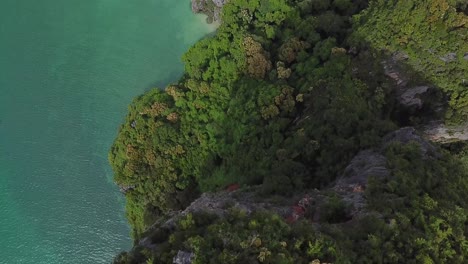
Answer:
110, 0, 397, 236
359, 143, 468, 263
114, 142, 468, 264
110, 1, 468, 262
353, 0, 468, 123
115, 211, 338, 264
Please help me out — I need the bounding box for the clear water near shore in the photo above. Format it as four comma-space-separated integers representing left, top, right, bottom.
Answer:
0, 0, 213, 263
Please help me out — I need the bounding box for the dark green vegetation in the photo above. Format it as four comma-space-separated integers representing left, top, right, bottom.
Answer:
353, 0, 468, 123
116, 142, 468, 263
110, 0, 468, 262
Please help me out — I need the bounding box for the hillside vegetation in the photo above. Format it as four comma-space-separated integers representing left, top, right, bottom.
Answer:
109, 0, 468, 263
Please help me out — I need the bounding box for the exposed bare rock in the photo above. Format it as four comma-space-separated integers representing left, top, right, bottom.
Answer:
382, 52, 438, 111
333, 150, 389, 216
173, 251, 194, 264
330, 149, 386, 218
333, 127, 441, 217
439, 52, 457, 63
118, 184, 135, 193
399, 86, 430, 108
191, 0, 229, 23
382, 127, 439, 156
382, 52, 409, 88
422, 121, 468, 143
139, 187, 293, 242
464, 52, 468, 61
381, 52, 468, 143
338, 150, 389, 188
178, 190, 290, 219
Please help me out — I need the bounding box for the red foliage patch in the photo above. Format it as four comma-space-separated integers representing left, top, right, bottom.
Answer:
225, 183, 240, 192
292, 205, 305, 215
285, 215, 296, 224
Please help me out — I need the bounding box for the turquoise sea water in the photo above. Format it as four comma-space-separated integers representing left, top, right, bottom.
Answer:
0, 0, 212, 263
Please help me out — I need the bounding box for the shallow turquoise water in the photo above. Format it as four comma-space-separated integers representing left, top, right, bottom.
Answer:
0, 0, 212, 263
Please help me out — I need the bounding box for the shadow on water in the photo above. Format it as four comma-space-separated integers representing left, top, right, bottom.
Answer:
143, 71, 185, 92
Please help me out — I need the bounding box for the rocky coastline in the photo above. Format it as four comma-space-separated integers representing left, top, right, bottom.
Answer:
191, 0, 229, 23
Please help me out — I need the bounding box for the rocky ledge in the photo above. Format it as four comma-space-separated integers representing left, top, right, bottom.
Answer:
382, 51, 468, 143
191, 0, 229, 23
422, 121, 468, 143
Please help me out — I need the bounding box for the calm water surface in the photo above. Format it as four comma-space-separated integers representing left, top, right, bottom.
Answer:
0, 0, 212, 262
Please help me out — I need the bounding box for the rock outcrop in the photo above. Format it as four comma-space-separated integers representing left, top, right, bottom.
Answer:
422, 121, 468, 143
333, 150, 389, 217
439, 52, 457, 63
191, 0, 229, 23
382, 52, 442, 111
118, 184, 135, 193
382, 52, 444, 114
173, 251, 194, 264
382, 52, 468, 143
382, 127, 439, 155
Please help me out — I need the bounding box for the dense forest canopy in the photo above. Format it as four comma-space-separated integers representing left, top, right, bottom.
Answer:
109, 0, 468, 263
352, 0, 468, 123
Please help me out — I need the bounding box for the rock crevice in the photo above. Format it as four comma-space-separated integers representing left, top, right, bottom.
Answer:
383, 52, 468, 143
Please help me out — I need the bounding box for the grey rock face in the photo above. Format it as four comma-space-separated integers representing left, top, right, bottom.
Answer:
399, 86, 430, 108
191, 0, 205, 12
439, 52, 457, 63
141, 187, 292, 236
333, 127, 440, 217
212, 0, 228, 7
191, 0, 229, 22
422, 121, 468, 144
333, 150, 389, 216
118, 184, 135, 193
178, 191, 290, 218
173, 251, 194, 264
382, 53, 435, 110
339, 150, 389, 187
382, 127, 438, 155
382, 52, 468, 143
382, 53, 409, 88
